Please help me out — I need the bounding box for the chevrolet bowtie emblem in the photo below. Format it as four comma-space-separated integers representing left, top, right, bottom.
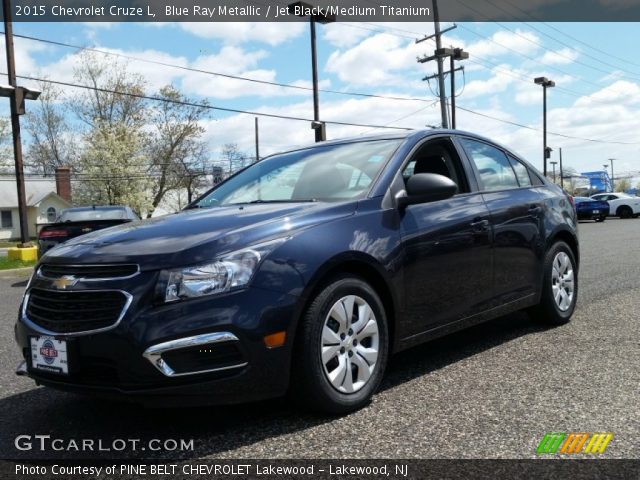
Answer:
52, 276, 78, 290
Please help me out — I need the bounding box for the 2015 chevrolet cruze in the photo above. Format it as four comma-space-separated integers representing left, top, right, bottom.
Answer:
15, 130, 579, 413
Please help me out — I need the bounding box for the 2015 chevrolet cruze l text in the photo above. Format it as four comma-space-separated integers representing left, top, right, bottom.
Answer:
15, 130, 579, 413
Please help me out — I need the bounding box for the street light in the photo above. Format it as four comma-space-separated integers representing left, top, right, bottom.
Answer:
550, 161, 558, 183
450, 48, 469, 129
288, 1, 336, 142
534, 76, 555, 177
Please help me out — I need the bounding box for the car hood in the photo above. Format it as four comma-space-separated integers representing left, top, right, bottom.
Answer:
41, 202, 356, 270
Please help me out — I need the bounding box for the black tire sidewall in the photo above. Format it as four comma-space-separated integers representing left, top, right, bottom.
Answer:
295, 276, 389, 413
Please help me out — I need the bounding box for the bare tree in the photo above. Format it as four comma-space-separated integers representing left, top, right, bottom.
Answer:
221, 143, 248, 175
25, 80, 76, 175
145, 85, 210, 217
70, 51, 147, 130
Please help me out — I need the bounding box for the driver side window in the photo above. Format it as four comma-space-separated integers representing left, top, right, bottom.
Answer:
401, 138, 468, 194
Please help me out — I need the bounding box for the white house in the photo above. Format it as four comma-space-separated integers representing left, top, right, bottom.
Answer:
0, 174, 72, 241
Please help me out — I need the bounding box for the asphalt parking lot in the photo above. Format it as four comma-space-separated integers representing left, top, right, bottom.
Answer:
0, 219, 638, 460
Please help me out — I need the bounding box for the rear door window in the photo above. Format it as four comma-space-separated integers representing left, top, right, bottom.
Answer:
460, 138, 519, 191
507, 155, 532, 187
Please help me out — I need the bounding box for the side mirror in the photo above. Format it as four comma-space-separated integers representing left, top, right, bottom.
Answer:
397, 173, 457, 208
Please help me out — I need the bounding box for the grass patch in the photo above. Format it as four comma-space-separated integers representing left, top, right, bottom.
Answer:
0, 257, 36, 270
0, 241, 19, 248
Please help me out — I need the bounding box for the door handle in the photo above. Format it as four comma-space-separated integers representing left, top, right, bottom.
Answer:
470, 219, 490, 230
529, 205, 543, 215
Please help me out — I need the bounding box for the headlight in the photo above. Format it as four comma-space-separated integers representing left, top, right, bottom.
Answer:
158, 238, 287, 303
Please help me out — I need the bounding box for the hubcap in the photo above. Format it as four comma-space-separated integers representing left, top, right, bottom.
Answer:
551, 252, 575, 312
321, 295, 380, 394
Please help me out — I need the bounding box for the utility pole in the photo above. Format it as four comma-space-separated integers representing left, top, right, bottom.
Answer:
559, 148, 564, 189
416, 1, 456, 128
431, 0, 448, 129
2, 0, 35, 247
609, 158, 615, 191
254, 117, 260, 163
550, 161, 558, 183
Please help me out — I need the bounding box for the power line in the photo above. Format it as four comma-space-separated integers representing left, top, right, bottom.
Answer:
455, 105, 640, 145
6, 72, 415, 131
5, 30, 434, 105
498, 0, 640, 72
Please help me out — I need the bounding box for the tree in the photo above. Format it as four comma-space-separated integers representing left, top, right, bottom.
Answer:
0, 118, 12, 173
70, 51, 147, 129
75, 121, 152, 215
70, 52, 151, 216
145, 85, 210, 217
615, 178, 630, 193
25, 80, 76, 175
221, 143, 248, 175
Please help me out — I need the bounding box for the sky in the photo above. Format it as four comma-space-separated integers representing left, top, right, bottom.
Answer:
1, 19, 640, 185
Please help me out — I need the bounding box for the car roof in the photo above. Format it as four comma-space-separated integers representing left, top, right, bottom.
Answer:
269, 129, 512, 156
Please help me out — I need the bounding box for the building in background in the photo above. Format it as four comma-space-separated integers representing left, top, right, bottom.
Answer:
0, 168, 72, 240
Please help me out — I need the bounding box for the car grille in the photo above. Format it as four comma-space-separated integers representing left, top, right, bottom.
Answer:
39, 264, 139, 280
26, 288, 129, 334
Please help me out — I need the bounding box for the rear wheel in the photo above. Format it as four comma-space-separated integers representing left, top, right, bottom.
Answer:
617, 206, 633, 219
292, 276, 388, 414
529, 241, 578, 325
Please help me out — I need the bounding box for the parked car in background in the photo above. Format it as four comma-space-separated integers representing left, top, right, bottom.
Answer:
574, 197, 609, 222
38, 206, 139, 257
590, 193, 640, 219
16, 130, 579, 414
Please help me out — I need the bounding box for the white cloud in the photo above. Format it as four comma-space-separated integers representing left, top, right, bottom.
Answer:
465, 29, 541, 59
325, 33, 424, 87
541, 48, 579, 65
176, 22, 306, 46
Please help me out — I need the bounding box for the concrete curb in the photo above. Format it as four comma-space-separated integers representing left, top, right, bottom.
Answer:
0, 267, 34, 278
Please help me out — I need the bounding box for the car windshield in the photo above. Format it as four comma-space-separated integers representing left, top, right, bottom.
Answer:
58, 208, 126, 222
195, 139, 403, 208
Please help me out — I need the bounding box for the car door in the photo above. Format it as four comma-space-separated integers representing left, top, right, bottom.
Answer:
458, 137, 544, 304
398, 136, 494, 336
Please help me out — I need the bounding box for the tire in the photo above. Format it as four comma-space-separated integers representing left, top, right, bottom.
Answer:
529, 241, 578, 325
617, 206, 632, 219
292, 275, 389, 414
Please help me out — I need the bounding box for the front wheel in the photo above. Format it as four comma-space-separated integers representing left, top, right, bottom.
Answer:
292, 276, 389, 414
529, 241, 578, 325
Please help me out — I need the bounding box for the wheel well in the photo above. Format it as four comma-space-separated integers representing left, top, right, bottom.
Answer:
616, 205, 631, 214
550, 230, 579, 267
303, 261, 397, 350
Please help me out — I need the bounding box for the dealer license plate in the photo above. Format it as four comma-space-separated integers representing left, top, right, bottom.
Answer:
30, 336, 69, 375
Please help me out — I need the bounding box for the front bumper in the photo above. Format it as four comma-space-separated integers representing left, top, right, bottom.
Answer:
15, 278, 300, 406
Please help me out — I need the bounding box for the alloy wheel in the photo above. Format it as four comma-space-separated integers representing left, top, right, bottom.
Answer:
321, 295, 380, 394
551, 252, 575, 312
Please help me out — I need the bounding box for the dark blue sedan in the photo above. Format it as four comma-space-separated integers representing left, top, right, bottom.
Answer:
574, 196, 609, 222
16, 130, 579, 414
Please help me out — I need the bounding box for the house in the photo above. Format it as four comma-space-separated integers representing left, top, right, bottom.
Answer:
0, 167, 72, 240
